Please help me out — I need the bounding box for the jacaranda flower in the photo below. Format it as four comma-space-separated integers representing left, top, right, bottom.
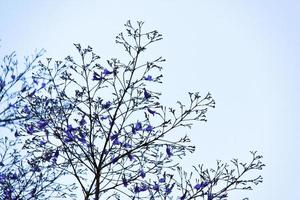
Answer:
26, 124, 34, 134
194, 181, 209, 190
208, 192, 214, 200
144, 75, 153, 81
143, 88, 151, 100
153, 182, 159, 192
92, 71, 102, 81
37, 120, 48, 130
102, 101, 112, 109
135, 121, 142, 131
122, 176, 128, 187
123, 142, 132, 148
147, 108, 156, 116
165, 183, 175, 195
103, 68, 112, 75
145, 124, 153, 133
166, 146, 173, 157
140, 169, 146, 178
79, 117, 87, 126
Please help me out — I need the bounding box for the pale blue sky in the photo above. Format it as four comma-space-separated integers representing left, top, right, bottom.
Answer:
1, 0, 299, 199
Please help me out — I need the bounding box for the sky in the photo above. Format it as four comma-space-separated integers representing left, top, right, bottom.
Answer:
0, 0, 300, 199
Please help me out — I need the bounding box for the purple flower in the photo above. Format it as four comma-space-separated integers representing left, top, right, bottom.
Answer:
153, 182, 159, 192
166, 146, 173, 157
65, 124, 77, 133
147, 108, 156, 116
37, 120, 48, 130
30, 188, 36, 197
28, 89, 36, 97
143, 88, 151, 100
194, 181, 209, 190
140, 169, 146, 178
123, 142, 132, 148
144, 75, 153, 81
41, 82, 46, 88
102, 101, 112, 109
122, 176, 128, 187
92, 71, 102, 81
113, 138, 121, 145
64, 125, 76, 142
103, 68, 112, 75
11, 74, 16, 80
0, 173, 6, 184
111, 156, 118, 164
79, 117, 87, 126
159, 177, 166, 183
40, 140, 47, 146
180, 191, 187, 200
78, 133, 87, 144
140, 184, 148, 192
145, 124, 153, 133
159, 172, 166, 183
128, 153, 134, 161
110, 133, 118, 141
22, 105, 30, 114
208, 192, 214, 200
0, 79, 5, 90
134, 184, 140, 193
134, 121, 142, 131
33, 78, 39, 85
165, 183, 175, 195
9, 173, 18, 180
53, 149, 59, 160
100, 115, 109, 120
26, 124, 34, 134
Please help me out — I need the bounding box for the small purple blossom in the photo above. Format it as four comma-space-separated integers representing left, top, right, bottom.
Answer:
41, 82, 46, 88
26, 124, 34, 134
166, 146, 173, 157
102, 101, 112, 109
140, 169, 146, 178
208, 192, 214, 200
92, 71, 102, 81
110, 133, 118, 141
134, 184, 140, 193
64, 125, 76, 142
79, 117, 87, 126
22, 105, 30, 114
144, 75, 153, 81
123, 142, 132, 148
134, 121, 142, 131
145, 124, 153, 133
159, 172, 166, 183
143, 88, 151, 100
147, 108, 156, 116
103, 68, 112, 75
194, 181, 209, 190
128, 153, 134, 161
153, 182, 160, 192
122, 176, 128, 187
165, 183, 175, 195
113, 138, 121, 145
37, 120, 48, 130
33, 78, 39, 85
0, 78, 5, 90
100, 115, 109, 120
78, 133, 87, 144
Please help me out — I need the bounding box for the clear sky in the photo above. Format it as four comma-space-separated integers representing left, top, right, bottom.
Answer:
1, 0, 299, 199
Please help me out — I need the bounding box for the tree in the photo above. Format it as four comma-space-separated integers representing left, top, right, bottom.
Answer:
0, 49, 76, 199
2, 21, 264, 199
